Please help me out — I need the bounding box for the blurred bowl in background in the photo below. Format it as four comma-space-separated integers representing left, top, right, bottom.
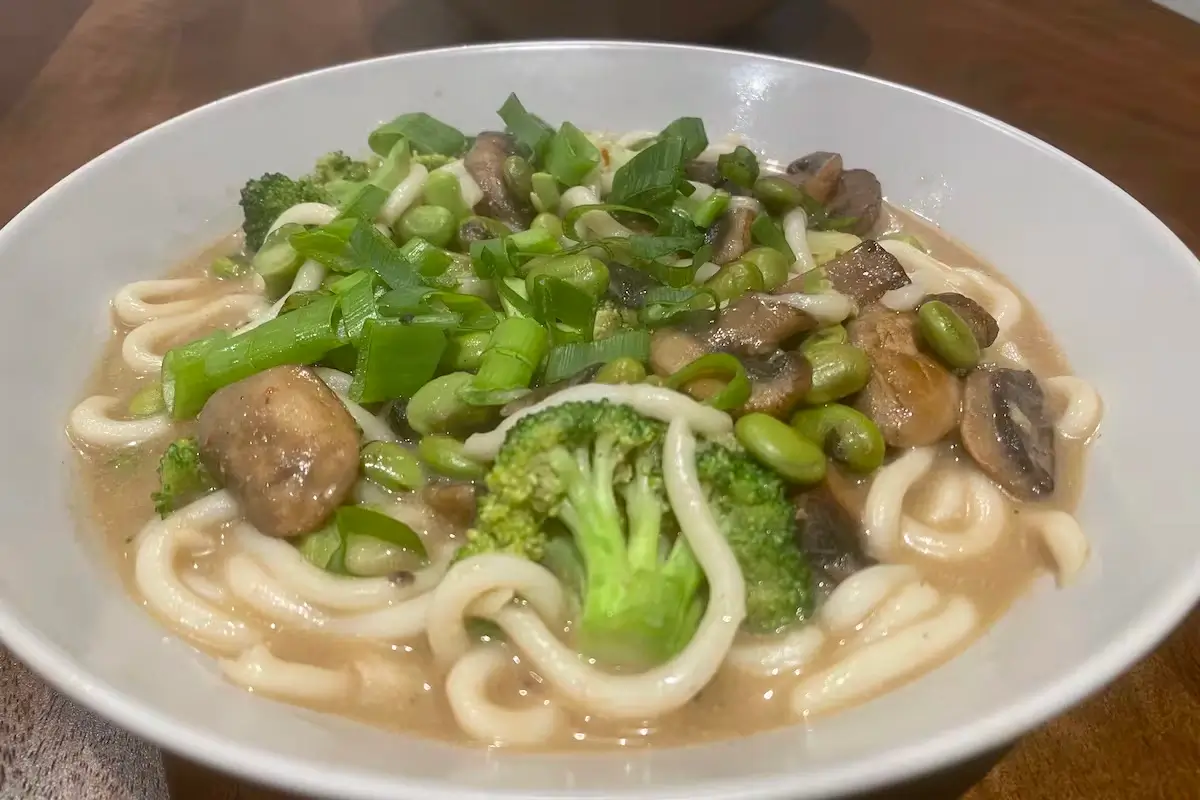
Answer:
446, 0, 783, 41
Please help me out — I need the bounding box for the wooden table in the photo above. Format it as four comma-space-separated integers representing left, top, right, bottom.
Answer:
2, 1, 1198, 798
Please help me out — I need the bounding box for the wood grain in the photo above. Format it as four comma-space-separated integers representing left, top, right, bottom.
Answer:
1, 1, 1198, 798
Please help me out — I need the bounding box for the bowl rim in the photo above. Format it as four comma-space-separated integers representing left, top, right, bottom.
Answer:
2, 38, 1198, 800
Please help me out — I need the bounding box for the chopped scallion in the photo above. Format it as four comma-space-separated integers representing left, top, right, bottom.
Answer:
660, 117, 708, 161
665, 352, 751, 410
717, 146, 760, 188
497, 93, 555, 163
750, 213, 796, 262
543, 122, 600, 188
369, 112, 468, 158
349, 319, 446, 404
543, 330, 651, 384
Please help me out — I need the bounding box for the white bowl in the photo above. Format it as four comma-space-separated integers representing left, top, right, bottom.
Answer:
1, 41, 1197, 800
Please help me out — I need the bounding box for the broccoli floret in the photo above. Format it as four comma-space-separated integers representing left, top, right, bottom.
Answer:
306, 150, 371, 186
593, 299, 639, 340
695, 442, 813, 632
460, 402, 704, 668
239, 173, 330, 252
150, 437, 221, 517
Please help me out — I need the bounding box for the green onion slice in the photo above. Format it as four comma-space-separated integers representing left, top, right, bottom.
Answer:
335, 505, 427, 561
543, 329, 651, 384
665, 352, 751, 411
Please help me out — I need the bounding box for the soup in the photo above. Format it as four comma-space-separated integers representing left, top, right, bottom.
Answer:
67, 99, 1103, 749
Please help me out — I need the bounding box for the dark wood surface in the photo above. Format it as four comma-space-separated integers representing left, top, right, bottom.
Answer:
1, 1, 1198, 798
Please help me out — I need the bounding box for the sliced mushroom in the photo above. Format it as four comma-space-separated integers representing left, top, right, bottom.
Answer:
924, 292, 999, 348
197, 366, 359, 538
741, 352, 812, 418
463, 132, 533, 230
794, 481, 875, 589
796, 240, 910, 307
706, 207, 755, 265
606, 262, 660, 309
422, 483, 478, 529
827, 169, 883, 236
961, 368, 1056, 500
848, 308, 963, 448
785, 151, 844, 205
705, 294, 819, 356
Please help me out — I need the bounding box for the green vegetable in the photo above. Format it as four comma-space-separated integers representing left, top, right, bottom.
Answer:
717, 146, 760, 188
418, 435, 485, 479
917, 300, 982, 371
543, 122, 601, 187
530, 212, 564, 238
251, 223, 306, 298
463, 317, 549, 406
497, 93, 555, 161
608, 136, 688, 210
665, 353, 751, 411
690, 189, 730, 229
439, 330, 491, 372
882, 232, 928, 253
209, 255, 250, 280
595, 357, 647, 384
791, 404, 886, 473
502, 155, 534, 201
239, 173, 330, 251
808, 230, 863, 266
336, 139, 411, 221
406, 372, 494, 436
525, 253, 609, 299
543, 330, 651, 384
361, 441, 426, 491
659, 117, 708, 161
734, 413, 826, 486
801, 324, 849, 352
150, 437, 220, 517
750, 213, 795, 263
703, 259, 765, 303
639, 286, 718, 327
530, 172, 561, 213
297, 526, 342, 571
369, 112, 468, 157
279, 290, 326, 316
337, 505, 427, 560
752, 176, 806, 215
740, 246, 789, 290
343, 534, 420, 577
592, 299, 640, 341
128, 382, 165, 418
423, 170, 473, 219
394, 205, 456, 248
305, 151, 371, 191
803, 343, 872, 405
162, 296, 344, 419
350, 319, 447, 404
413, 152, 454, 170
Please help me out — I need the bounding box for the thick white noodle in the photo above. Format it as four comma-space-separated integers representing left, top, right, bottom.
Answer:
818, 564, 920, 635
856, 581, 943, 645
122, 294, 266, 374
880, 282, 927, 311
861, 448, 938, 558
431, 160, 484, 210
460, 419, 746, 720
693, 260, 721, 283
559, 185, 632, 239
321, 593, 434, 640
134, 491, 258, 653
313, 367, 352, 395
616, 130, 657, 148
782, 208, 816, 274
68, 396, 173, 448
901, 471, 1009, 561
728, 196, 763, 215
463, 384, 733, 462
1044, 376, 1103, 440
921, 470, 968, 524
878, 239, 961, 295
220, 644, 353, 704
113, 278, 209, 325
792, 596, 978, 717
727, 625, 827, 678
1023, 509, 1090, 586
236, 260, 326, 333
180, 570, 228, 605
267, 202, 337, 236
445, 647, 564, 746
380, 163, 429, 224
224, 553, 328, 628
694, 135, 744, 163
766, 292, 855, 324
313, 368, 397, 443
354, 656, 428, 706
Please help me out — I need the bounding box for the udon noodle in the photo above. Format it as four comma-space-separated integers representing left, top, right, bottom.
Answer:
67, 106, 1103, 750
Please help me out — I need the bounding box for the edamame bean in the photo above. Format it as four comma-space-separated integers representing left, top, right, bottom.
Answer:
803, 343, 871, 405
530, 212, 564, 239
740, 247, 789, 291
424, 170, 472, 219
531, 172, 560, 213
752, 176, 805, 214
526, 254, 609, 298
406, 372, 494, 436
801, 324, 848, 353
594, 357, 647, 385
643, 374, 666, 387
395, 205, 456, 248
502, 155, 534, 201
128, 382, 165, 418
439, 331, 491, 373
800, 267, 831, 294
419, 435, 485, 480
360, 440, 426, 490
792, 404, 886, 473
209, 255, 249, 280
703, 260, 765, 303
917, 300, 981, 371
457, 215, 511, 249
734, 413, 827, 485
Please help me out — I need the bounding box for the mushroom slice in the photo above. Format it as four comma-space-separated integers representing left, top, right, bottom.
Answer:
707, 207, 755, 265
422, 483, 478, 529
706, 294, 819, 356
924, 292, 999, 348
803, 240, 910, 307
961, 368, 1056, 500
794, 481, 875, 589
740, 352, 813, 418
827, 169, 883, 236
463, 132, 532, 230
785, 151, 844, 204
848, 308, 962, 448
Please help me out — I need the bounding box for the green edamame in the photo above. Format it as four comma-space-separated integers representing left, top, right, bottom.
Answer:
457, 215, 511, 249
801, 324, 849, 353
530, 212, 564, 239
740, 247, 789, 291
792, 404, 886, 473
360, 440, 426, 491
406, 372, 494, 436
395, 205, 456, 248
209, 255, 249, 280
643, 374, 666, 387
800, 267, 832, 294
594, 357, 647, 385
803, 343, 871, 405
703, 260, 765, 303
917, 300, 982, 371
531, 172, 561, 213
439, 331, 491, 373
502, 155, 534, 201
128, 382, 165, 418
752, 176, 805, 214
525, 253, 610, 298
418, 435, 485, 480
734, 413, 827, 485
423, 170, 472, 219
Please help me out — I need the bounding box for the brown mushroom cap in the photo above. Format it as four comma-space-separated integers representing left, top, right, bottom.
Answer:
961, 368, 1056, 500
828, 169, 883, 236
785, 151, 845, 205
800, 240, 910, 307
924, 292, 999, 349
197, 366, 360, 538
848, 308, 963, 448
463, 132, 533, 230
794, 480, 875, 588
707, 206, 755, 265
422, 483, 478, 529
706, 295, 819, 356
